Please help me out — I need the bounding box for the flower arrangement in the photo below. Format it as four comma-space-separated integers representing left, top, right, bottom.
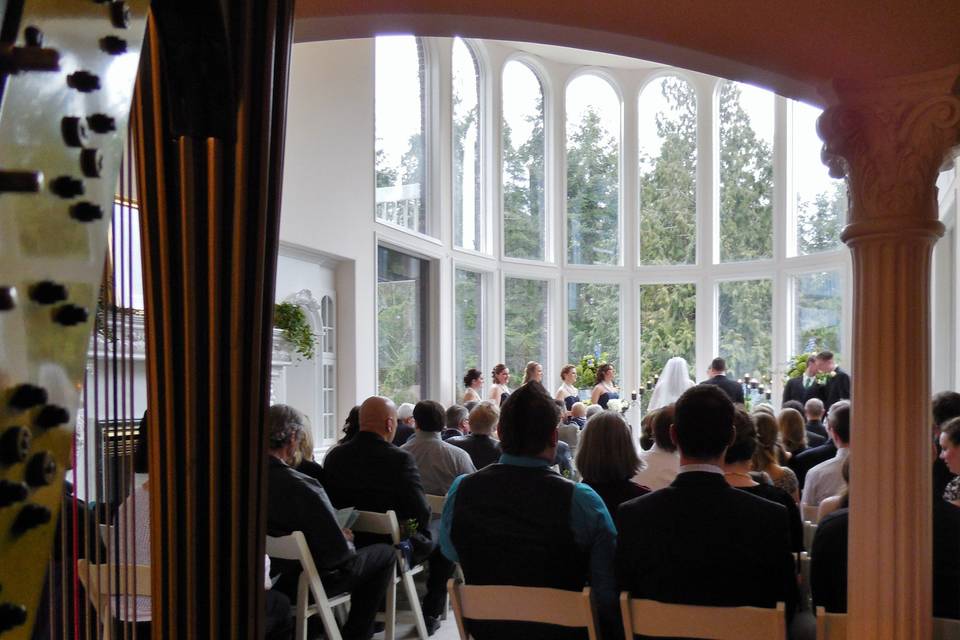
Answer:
575, 352, 610, 391
784, 352, 837, 385
274, 302, 317, 360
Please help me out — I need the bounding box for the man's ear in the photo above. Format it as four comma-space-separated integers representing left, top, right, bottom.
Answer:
669, 423, 679, 448
550, 428, 559, 446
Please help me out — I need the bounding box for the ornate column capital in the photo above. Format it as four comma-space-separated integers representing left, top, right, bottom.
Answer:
818, 65, 960, 243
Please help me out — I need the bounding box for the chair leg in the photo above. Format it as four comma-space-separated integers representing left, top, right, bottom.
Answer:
402, 570, 430, 640
296, 582, 309, 640
383, 565, 396, 640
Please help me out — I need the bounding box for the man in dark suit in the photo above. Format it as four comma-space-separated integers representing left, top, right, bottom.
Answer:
700, 357, 744, 404
616, 385, 797, 616
323, 396, 446, 635
789, 400, 849, 490
816, 350, 850, 412
448, 400, 502, 469
804, 397, 828, 441
782, 355, 822, 407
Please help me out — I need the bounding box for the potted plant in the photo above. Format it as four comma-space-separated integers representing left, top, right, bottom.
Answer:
274, 302, 317, 360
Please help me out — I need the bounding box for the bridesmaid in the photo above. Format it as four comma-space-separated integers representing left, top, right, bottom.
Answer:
489, 363, 512, 405
591, 363, 620, 409
522, 361, 543, 385
463, 367, 483, 403
555, 364, 580, 410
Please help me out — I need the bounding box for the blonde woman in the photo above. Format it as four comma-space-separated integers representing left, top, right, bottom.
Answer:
522, 361, 543, 385
489, 363, 511, 405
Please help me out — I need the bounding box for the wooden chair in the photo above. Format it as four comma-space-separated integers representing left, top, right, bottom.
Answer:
266, 531, 396, 640
815, 608, 960, 640
447, 578, 598, 640
620, 593, 786, 640
352, 509, 429, 639
76, 560, 151, 640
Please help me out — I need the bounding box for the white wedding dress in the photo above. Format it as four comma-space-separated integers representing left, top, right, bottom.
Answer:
647, 357, 696, 413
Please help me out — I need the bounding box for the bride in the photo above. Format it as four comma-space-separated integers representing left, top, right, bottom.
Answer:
647, 357, 696, 413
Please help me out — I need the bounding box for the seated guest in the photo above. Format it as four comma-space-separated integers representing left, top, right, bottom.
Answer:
463, 400, 478, 413
577, 411, 648, 516
440, 381, 617, 640
934, 392, 960, 500
555, 439, 574, 478
568, 402, 587, 429
633, 405, 680, 491
780, 407, 823, 457
443, 404, 470, 440
639, 411, 655, 451
617, 385, 797, 615
402, 401, 477, 496
700, 357, 744, 404
753, 411, 800, 501
723, 409, 803, 552
332, 405, 361, 448
790, 417, 839, 491
585, 403, 603, 419
752, 403, 776, 417
323, 396, 449, 634
265, 404, 394, 640
781, 400, 805, 415
463, 367, 483, 404
394, 402, 416, 447
449, 401, 502, 469
804, 398, 828, 440
940, 416, 960, 507
557, 400, 580, 452
295, 423, 324, 484
802, 401, 851, 507
817, 458, 849, 521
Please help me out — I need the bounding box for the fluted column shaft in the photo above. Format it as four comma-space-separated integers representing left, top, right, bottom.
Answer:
818, 65, 960, 639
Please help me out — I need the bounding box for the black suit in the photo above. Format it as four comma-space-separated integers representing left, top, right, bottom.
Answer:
782, 376, 821, 406
700, 375, 744, 404
821, 368, 851, 411
806, 419, 827, 440
790, 441, 837, 490
448, 433, 501, 469
616, 472, 797, 613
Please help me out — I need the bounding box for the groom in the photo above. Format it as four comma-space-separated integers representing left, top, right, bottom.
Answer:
700, 357, 744, 405
816, 350, 850, 411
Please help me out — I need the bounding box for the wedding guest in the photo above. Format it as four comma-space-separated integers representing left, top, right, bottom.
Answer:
295, 424, 324, 484
591, 363, 620, 409
394, 402, 416, 447
752, 403, 776, 417
403, 401, 476, 496
522, 361, 544, 385
462, 368, 483, 404
449, 401, 502, 470
778, 408, 812, 457
933, 392, 960, 498
817, 457, 850, 521
586, 404, 603, 419
802, 401, 851, 507
336, 405, 362, 446
700, 357, 744, 404
782, 355, 821, 406
804, 397, 828, 440
940, 417, 960, 507
489, 363, 511, 406
557, 400, 580, 453
817, 350, 850, 411
781, 400, 805, 415
752, 412, 800, 502
577, 411, 648, 516
555, 364, 580, 410
442, 404, 469, 440
568, 402, 587, 429
633, 405, 680, 491
647, 357, 695, 413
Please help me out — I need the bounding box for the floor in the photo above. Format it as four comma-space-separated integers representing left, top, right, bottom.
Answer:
373, 615, 459, 640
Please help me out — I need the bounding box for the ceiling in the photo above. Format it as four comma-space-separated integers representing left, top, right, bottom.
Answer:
294, 0, 960, 106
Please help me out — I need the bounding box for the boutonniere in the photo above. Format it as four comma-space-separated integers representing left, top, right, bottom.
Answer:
814, 371, 836, 384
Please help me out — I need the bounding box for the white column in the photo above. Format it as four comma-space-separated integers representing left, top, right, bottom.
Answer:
818, 64, 960, 639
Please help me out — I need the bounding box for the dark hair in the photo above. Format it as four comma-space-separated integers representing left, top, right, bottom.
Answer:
595, 363, 613, 387
560, 364, 576, 379
651, 404, 677, 452
575, 412, 640, 483
414, 400, 446, 432
340, 405, 360, 443
942, 417, 960, 447
463, 368, 482, 389
499, 381, 559, 456
710, 357, 726, 372
782, 400, 804, 414
492, 363, 508, 379
135, 411, 149, 474
933, 392, 960, 428
639, 413, 655, 450
828, 401, 851, 443
445, 404, 469, 429
674, 385, 735, 459
724, 409, 758, 464
806, 355, 817, 366
816, 350, 835, 361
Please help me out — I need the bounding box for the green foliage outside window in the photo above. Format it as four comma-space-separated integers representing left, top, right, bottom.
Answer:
504, 277, 548, 388
503, 74, 546, 260
718, 279, 772, 379
567, 108, 619, 265
567, 282, 620, 372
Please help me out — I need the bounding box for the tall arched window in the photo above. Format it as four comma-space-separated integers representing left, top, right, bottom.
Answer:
502, 60, 546, 261
566, 74, 620, 265
792, 100, 845, 255
718, 278, 773, 379
375, 36, 427, 233
638, 76, 697, 265
453, 38, 482, 252
718, 80, 774, 263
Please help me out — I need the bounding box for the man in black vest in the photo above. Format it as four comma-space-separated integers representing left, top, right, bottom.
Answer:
616, 385, 797, 618
439, 381, 617, 639
700, 357, 744, 404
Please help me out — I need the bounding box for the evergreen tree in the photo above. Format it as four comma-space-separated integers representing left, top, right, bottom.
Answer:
567, 108, 619, 265
503, 95, 545, 260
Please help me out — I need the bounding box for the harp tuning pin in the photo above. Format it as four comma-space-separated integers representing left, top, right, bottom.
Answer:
0, 426, 31, 464
29, 280, 67, 305
35, 405, 69, 429
50, 175, 84, 199
0, 287, 15, 311
70, 201, 103, 222
110, 2, 131, 29
12, 503, 51, 534
0, 480, 28, 507
100, 35, 127, 55
54, 304, 89, 326
25, 452, 57, 487
8, 384, 47, 410
87, 113, 116, 133
66, 70, 100, 92
0, 602, 27, 632
61, 116, 89, 147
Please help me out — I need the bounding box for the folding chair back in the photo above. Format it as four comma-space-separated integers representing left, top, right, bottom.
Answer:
76, 560, 151, 640
620, 594, 786, 640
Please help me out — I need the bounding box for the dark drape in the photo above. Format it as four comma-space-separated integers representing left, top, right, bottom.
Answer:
131, 1, 293, 637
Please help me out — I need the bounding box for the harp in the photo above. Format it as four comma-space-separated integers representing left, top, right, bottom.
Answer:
0, 1, 292, 638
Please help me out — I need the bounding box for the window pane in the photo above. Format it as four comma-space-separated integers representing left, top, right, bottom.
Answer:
567, 283, 620, 370
718, 279, 772, 379
793, 101, 845, 255
639, 77, 697, 265
502, 61, 546, 260
504, 277, 548, 387
375, 36, 426, 233
794, 270, 843, 359
453, 39, 482, 251
719, 81, 774, 262
639, 283, 696, 385
455, 269, 483, 387
567, 75, 620, 265
377, 246, 429, 403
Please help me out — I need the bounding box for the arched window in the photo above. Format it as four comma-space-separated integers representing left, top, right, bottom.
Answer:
453, 38, 482, 252
791, 100, 845, 255
566, 74, 620, 265
502, 60, 546, 261
718, 80, 774, 263
638, 76, 697, 265
375, 36, 427, 233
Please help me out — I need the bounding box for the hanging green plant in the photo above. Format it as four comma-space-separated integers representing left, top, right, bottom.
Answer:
274, 302, 317, 360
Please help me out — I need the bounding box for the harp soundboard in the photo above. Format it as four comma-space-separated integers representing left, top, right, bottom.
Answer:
0, 1, 147, 636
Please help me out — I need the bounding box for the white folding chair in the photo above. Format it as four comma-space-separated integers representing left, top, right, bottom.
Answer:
266, 531, 396, 640
815, 608, 960, 640
426, 494, 446, 517
352, 509, 429, 639
447, 578, 598, 640
802, 504, 820, 524
804, 521, 818, 551
620, 593, 786, 640
76, 560, 151, 640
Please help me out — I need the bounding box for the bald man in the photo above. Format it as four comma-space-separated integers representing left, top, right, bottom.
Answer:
323, 396, 446, 633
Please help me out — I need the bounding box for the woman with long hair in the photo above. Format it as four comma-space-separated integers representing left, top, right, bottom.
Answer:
752, 411, 800, 502
463, 367, 483, 403
522, 361, 543, 385
778, 407, 808, 457
555, 364, 579, 410
590, 363, 619, 409
576, 411, 648, 515
489, 363, 511, 405
646, 357, 695, 413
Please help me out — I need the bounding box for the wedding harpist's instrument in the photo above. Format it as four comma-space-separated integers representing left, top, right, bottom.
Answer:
0, 1, 147, 636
